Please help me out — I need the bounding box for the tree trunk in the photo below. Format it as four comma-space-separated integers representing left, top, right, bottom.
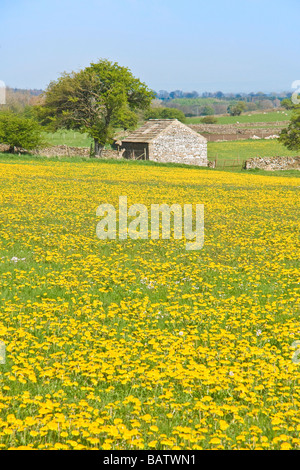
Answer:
94, 138, 104, 157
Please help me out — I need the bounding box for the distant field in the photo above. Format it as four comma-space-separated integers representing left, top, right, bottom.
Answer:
42, 113, 292, 149
42, 130, 93, 148
169, 97, 228, 107
186, 111, 291, 125
207, 139, 299, 168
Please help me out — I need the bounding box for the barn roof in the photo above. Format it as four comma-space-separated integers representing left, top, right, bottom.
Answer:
121, 119, 206, 144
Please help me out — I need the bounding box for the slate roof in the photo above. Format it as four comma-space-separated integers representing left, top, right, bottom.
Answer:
121, 119, 206, 144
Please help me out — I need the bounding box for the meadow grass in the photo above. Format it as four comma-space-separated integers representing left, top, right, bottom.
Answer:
186, 111, 292, 125
0, 157, 299, 450
1, 136, 299, 173
42, 130, 93, 148
207, 139, 300, 168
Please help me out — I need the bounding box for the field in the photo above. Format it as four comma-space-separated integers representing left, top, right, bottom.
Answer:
42, 130, 93, 148
41, 129, 299, 170
208, 139, 300, 169
186, 111, 292, 125
0, 156, 299, 450
42, 110, 292, 151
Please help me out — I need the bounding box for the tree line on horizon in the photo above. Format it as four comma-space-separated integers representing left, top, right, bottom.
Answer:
0, 60, 299, 154
154, 90, 292, 117
3, 86, 292, 116
155, 89, 292, 100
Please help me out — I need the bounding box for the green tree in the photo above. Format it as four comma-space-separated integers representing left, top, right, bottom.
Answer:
279, 109, 300, 150
144, 107, 186, 122
281, 98, 294, 110
201, 105, 214, 116
0, 112, 45, 153
227, 101, 246, 116
36, 59, 154, 155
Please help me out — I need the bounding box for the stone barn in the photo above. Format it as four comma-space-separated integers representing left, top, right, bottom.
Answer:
119, 119, 208, 166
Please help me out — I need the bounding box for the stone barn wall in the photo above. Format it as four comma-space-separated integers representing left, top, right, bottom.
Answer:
149, 122, 207, 166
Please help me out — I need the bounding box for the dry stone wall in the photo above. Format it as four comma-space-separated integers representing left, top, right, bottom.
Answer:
0, 144, 10, 152
244, 156, 300, 171
97, 149, 123, 159
0, 144, 122, 159
35, 145, 91, 157
36, 146, 122, 159
188, 123, 287, 142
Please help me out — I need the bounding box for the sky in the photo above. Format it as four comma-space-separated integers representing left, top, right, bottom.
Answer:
0, 0, 299, 94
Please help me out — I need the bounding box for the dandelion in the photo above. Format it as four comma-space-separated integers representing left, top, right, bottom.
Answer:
0, 158, 299, 450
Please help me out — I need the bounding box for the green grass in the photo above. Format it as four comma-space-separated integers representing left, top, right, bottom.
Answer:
0, 157, 299, 450
207, 139, 299, 168
186, 111, 292, 125
42, 130, 93, 148
1, 147, 299, 177
170, 97, 228, 106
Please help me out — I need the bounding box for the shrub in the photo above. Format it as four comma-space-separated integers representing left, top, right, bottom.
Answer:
279, 109, 300, 150
201, 115, 218, 124
0, 112, 45, 153
144, 107, 186, 122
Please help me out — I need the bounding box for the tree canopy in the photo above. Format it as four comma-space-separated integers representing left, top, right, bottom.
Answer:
144, 107, 186, 122
0, 112, 45, 153
281, 98, 294, 110
202, 105, 215, 116
227, 101, 246, 116
36, 59, 154, 155
279, 108, 300, 151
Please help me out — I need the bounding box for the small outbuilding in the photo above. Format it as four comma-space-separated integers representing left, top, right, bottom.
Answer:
119, 119, 208, 166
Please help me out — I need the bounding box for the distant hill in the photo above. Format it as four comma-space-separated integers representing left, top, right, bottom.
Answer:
2, 87, 44, 112
8, 87, 44, 96
154, 90, 291, 116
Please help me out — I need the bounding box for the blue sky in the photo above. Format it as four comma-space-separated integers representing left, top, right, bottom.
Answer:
0, 0, 299, 93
